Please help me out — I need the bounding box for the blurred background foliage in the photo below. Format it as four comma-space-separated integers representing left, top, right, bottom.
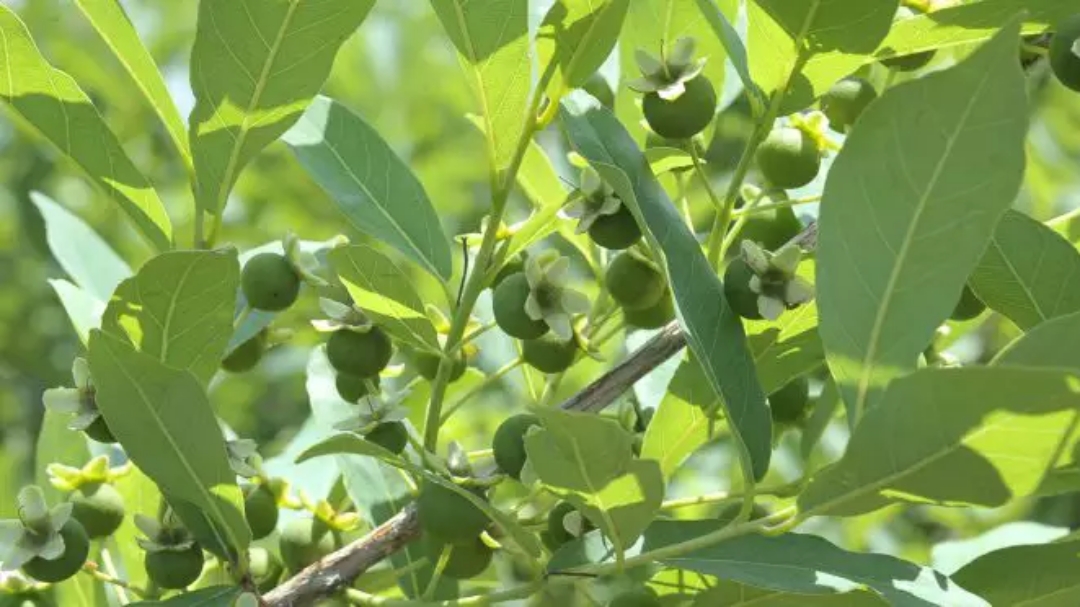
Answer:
1, 0, 1080, 574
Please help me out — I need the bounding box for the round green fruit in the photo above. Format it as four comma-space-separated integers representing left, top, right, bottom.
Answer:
241, 253, 301, 312
417, 482, 489, 545
723, 258, 763, 321
410, 349, 466, 383
731, 204, 802, 253
606, 253, 666, 311
546, 501, 592, 548
950, 285, 986, 321
1050, 15, 1080, 92
248, 547, 283, 594
69, 482, 124, 539
326, 327, 393, 379
243, 484, 279, 540
624, 291, 675, 329
582, 72, 615, 108
522, 334, 578, 374
821, 77, 878, 133
492, 254, 527, 289
493, 273, 549, 340
492, 414, 540, 479
769, 376, 811, 426
21, 520, 89, 583
335, 373, 380, 403
642, 75, 717, 140
279, 517, 337, 572
756, 127, 821, 189
425, 536, 493, 580
144, 544, 204, 589
607, 587, 661, 607
588, 204, 642, 250
221, 333, 265, 373
83, 415, 115, 444
366, 422, 409, 455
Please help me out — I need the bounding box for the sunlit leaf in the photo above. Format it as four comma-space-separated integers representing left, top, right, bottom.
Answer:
745, 259, 823, 394
641, 357, 719, 480
952, 540, 1080, 606
537, 0, 629, 93
50, 279, 107, 346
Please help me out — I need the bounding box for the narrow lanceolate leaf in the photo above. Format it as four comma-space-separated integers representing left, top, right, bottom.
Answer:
817, 22, 1027, 419
952, 541, 1080, 606
798, 367, 1080, 518
695, 0, 760, 105
73, 0, 190, 167
283, 97, 451, 279
429, 0, 531, 170
641, 357, 720, 480
0, 7, 172, 251
328, 245, 441, 353
970, 210, 1080, 330
101, 250, 239, 386
561, 96, 772, 480
188, 0, 376, 216
537, 0, 630, 92
87, 331, 250, 556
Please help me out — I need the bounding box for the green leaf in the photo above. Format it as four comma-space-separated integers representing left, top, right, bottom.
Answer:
0, 6, 172, 251
34, 411, 91, 504
127, 586, 243, 606
801, 374, 841, 460
560, 97, 772, 480
798, 367, 1080, 518
429, 0, 531, 171
187, 0, 376, 216
970, 210, 1080, 330
694, 0, 761, 106
817, 21, 1027, 419
641, 357, 719, 480
110, 466, 160, 589
282, 97, 452, 279
537, 0, 630, 92
101, 250, 239, 386
502, 137, 569, 260
328, 245, 441, 352
952, 541, 1080, 606
32, 192, 131, 301
745, 259, 823, 395
73, 0, 190, 168
695, 583, 886, 606
49, 279, 106, 347
87, 331, 250, 557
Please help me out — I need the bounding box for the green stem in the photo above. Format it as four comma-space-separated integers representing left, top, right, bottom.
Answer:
347, 580, 547, 606
193, 210, 206, 250
82, 560, 147, 601
440, 358, 524, 424
719, 189, 767, 259
731, 193, 821, 218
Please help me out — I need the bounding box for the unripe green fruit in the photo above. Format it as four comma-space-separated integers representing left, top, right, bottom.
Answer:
243, 484, 279, 540
642, 75, 717, 140
83, 415, 116, 444
582, 72, 615, 108
425, 536, 493, 580
821, 77, 878, 133
144, 544, 204, 589
410, 349, 466, 383
731, 204, 802, 253
522, 334, 578, 374
492, 414, 540, 479
21, 520, 89, 583
546, 501, 592, 548
950, 285, 986, 321
366, 422, 409, 455
724, 258, 763, 321
492, 254, 527, 289
588, 204, 642, 250
335, 373, 380, 402
756, 127, 821, 189
606, 253, 666, 311
492, 273, 549, 340
221, 333, 265, 373
624, 291, 675, 329
326, 327, 393, 379
248, 547, 283, 594
882, 50, 935, 71
279, 517, 338, 572
1050, 15, 1080, 92
417, 482, 489, 545
69, 482, 125, 538
769, 376, 810, 426
241, 253, 301, 312
607, 587, 661, 607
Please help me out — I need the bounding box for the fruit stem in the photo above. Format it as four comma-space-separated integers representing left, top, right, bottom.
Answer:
438, 358, 524, 424
82, 559, 149, 600
719, 187, 767, 258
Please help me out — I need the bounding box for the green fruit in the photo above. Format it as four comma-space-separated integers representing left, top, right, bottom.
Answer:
492, 414, 540, 479
144, 544, 204, 589
821, 77, 878, 133
951, 285, 986, 321
731, 204, 802, 253
241, 253, 301, 312
546, 501, 592, 548
882, 50, 935, 71
493, 254, 527, 289
243, 484, 279, 540
1050, 15, 1080, 92
606, 253, 666, 311
607, 587, 661, 607
21, 520, 89, 583
69, 482, 125, 538
410, 349, 466, 383
582, 72, 615, 108
417, 482, 489, 544
279, 517, 338, 572
326, 327, 393, 379
366, 422, 409, 455
522, 334, 578, 374
221, 333, 265, 373
756, 127, 821, 189
588, 204, 642, 250
493, 273, 549, 340
425, 536, 493, 580
248, 547, 283, 594
642, 75, 717, 140
723, 259, 763, 321
83, 415, 115, 444
624, 291, 676, 329
769, 376, 810, 426
335, 373, 380, 402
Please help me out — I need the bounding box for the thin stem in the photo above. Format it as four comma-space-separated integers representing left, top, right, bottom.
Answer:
82, 561, 148, 600
440, 358, 525, 423
719, 189, 768, 259
452, 320, 498, 354
731, 193, 821, 218
689, 143, 725, 216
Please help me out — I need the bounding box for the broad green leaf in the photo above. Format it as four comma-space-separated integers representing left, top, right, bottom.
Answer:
127, 586, 243, 606
525, 409, 663, 554
188, 0, 376, 216
641, 357, 719, 480
560, 96, 772, 480
745, 259, 823, 395
50, 279, 107, 346
798, 367, 1080, 518
32, 192, 131, 301
817, 22, 1027, 419
328, 245, 441, 352
34, 411, 91, 503
952, 541, 1080, 606
801, 374, 841, 460
970, 210, 1080, 330
73, 0, 190, 167
87, 331, 250, 556
110, 466, 160, 589
0, 7, 172, 251
694, 0, 761, 105
537, 0, 630, 92
429, 0, 531, 171
101, 250, 239, 386
282, 97, 451, 279
747, 0, 898, 111
695, 584, 885, 606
